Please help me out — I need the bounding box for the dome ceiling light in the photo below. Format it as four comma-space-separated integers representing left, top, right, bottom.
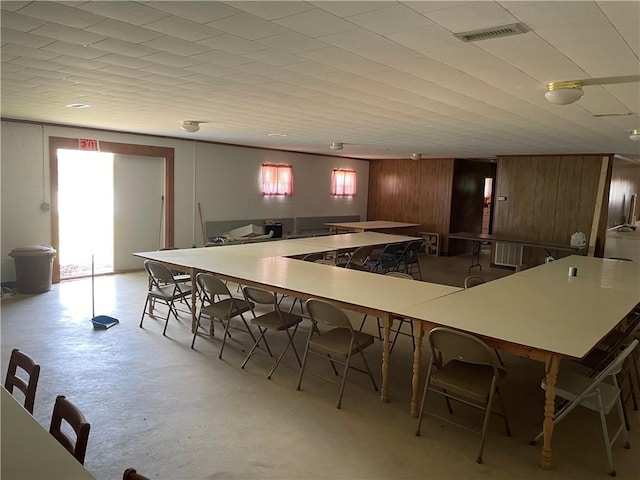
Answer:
545, 81, 584, 105
329, 142, 344, 151
181, 120, 200, 133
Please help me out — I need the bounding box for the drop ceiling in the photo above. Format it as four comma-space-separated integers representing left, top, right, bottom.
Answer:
1, 1, 639, 160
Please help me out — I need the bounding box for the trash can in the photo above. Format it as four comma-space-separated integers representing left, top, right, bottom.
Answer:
264, 223, 283, 238
9, 245, 56, 293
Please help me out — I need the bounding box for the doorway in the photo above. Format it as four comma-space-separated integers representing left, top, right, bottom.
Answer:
49, 137, 176, 284
57, 149, 114, 279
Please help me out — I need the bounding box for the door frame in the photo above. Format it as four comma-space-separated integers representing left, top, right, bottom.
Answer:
49, 137, 174, 283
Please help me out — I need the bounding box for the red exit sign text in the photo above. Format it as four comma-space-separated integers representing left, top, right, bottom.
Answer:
78, 138, 100, 151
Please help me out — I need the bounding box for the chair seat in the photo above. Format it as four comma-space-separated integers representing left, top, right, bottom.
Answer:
251, 310, 302, 330
309, 328, 374, 356
542, 371, 620, 414
201, 298, 253, 319
149, 284, 191, 300
432, 360, 506, 404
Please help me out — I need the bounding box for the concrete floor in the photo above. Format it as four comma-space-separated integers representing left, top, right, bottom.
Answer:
1, 252, 639, 480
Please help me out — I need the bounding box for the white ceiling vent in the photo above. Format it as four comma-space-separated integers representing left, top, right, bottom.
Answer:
454, 23, 528, 43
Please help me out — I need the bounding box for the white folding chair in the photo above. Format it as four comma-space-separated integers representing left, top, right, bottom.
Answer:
531, 339, 638, 476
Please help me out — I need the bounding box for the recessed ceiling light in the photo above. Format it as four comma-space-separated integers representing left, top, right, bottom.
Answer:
65, 103, 90, 109
330, 142, 343, 151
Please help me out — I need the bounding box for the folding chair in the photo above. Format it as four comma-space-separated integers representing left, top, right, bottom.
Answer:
416, 327, 511, 464
139, 260, 192, 336
345, 245, 374, 271
531, 340, 638, 476
297, 298, 378, 409
241, 286, 303, 379
401, 240, 424, 280
191, 273, 255, 359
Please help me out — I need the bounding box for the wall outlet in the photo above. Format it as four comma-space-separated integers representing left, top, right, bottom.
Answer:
497, 196, 507, 201
40, 202, 50, 211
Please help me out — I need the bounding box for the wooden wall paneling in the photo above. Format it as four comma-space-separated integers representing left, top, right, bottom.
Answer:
492, 156, 516, 235
552, 155, 585, 243
607, 160, 640, 227
530, 156, 560, 241
418, 159, 454, 252
578, 156, 604, 241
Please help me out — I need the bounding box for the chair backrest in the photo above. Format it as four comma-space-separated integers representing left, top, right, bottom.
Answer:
428, 327, 499, 373
302, 253, 324, 262
305, 298, 352, 330
144, 260, 175, 284
49, 395, 90, 465
123, 468, 150, 480
592, 339, 639, 387
196, 272, 231, 300
4, 348, 40, 414
347, 245, 374, 268
385, 271, 414, 280
243, 286, 278, 307
464, 275, 486, 289
314, 259, 336, 266
403, 240, 423, 262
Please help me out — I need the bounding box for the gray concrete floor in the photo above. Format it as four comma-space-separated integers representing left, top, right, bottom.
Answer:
1, 252, 639, 480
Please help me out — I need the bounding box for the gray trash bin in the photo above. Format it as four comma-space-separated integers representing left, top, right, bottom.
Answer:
9, 245, 57, 293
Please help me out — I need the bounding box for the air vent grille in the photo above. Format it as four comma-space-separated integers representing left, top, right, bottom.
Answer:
454, 23, 528, 42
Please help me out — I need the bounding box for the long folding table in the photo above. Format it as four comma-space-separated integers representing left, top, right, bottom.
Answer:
396, 255, 639, 470
134, 237, 639, 471
1, 387, 95, 479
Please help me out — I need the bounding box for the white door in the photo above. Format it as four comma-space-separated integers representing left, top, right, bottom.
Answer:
114, 154, 164, 271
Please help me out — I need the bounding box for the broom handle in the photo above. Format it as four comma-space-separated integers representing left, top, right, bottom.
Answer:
198, 202, 206, 246
91, 254, 95, 319
157, 195, 164, 250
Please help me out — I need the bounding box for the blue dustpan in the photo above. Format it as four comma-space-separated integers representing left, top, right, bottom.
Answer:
90, 255, 119, 329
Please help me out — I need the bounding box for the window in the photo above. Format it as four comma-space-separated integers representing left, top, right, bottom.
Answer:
261, 163, 293, 196
331, 169, 357, 196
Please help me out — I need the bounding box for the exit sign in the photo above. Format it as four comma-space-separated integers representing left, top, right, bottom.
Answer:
78, 138, 99, 151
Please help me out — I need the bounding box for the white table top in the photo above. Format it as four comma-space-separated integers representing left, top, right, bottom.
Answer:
516, 255, 640, 293
325, 221, 420, 230
1, 388, 94, 479
399, 270, 639, 360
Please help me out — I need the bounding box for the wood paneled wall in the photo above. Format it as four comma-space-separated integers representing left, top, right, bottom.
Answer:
367, 158, 455, 252
608, 159, 640, 227
494, 154, 610, 264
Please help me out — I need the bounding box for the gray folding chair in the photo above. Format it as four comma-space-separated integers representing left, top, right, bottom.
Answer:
531, 340, 638, 476
297, 298, 378, 409
191, 273, 255, 359
345, 245, 374, 271
416, 327, 511, 464
241, 286, 303, 379
401, 240, 424, 279
139, 260, 192, 336
464, 275, 486, 289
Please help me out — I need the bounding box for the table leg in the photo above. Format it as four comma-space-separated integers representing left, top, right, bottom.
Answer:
411, 320, 424, 417
381, 314, 391, 403
540, 354, 560, 469
469, 240, 482, 272
190, 269, 198, 334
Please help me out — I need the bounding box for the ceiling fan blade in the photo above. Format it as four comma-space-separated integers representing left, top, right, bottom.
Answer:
579, 75, 640, 86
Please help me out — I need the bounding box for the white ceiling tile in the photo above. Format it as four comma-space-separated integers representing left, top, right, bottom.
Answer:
41, 40, 107, 59
90, 38, 158, 58
281, 61, 340, 76
144, 1, 241, 23
318, 29, 394, 52
190, 50, 251, 67
30, 22, 107, 46
242, 48, 303, 66
184, 63, 238, 77
257, 32, 329, 54
8, 56, 65, 71
0, 11, 46, 31
616, 24, 639, 57
1, 44, 62, 61
313, 1, 396, 17
143, 16, 223, 42
233, 62, 287, 77
97, 53, 154, 69
424, 2, 518, 33
18, 2, 104, 28
222, 73, 272, 85
0, 28, 54, 48
77, 1, 169, 26
300, 47, 366, 65
85, 19, 164, 44
1, 1, 30, 12
332, 60, 391, 75
347, 4, 435, 35
141, 51, 202, 69
141, 35, 210, 56
386, 24, 459, 50
274, 9, 358, 38
599, 0, 640, 26
507, 1, 606, 29
198, 34, 269, 55
208, 13, 289, 40
357, 44, 427, 65
222, 1, 315, 20
96, 64, 149, 79
53, 56, 108, 70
